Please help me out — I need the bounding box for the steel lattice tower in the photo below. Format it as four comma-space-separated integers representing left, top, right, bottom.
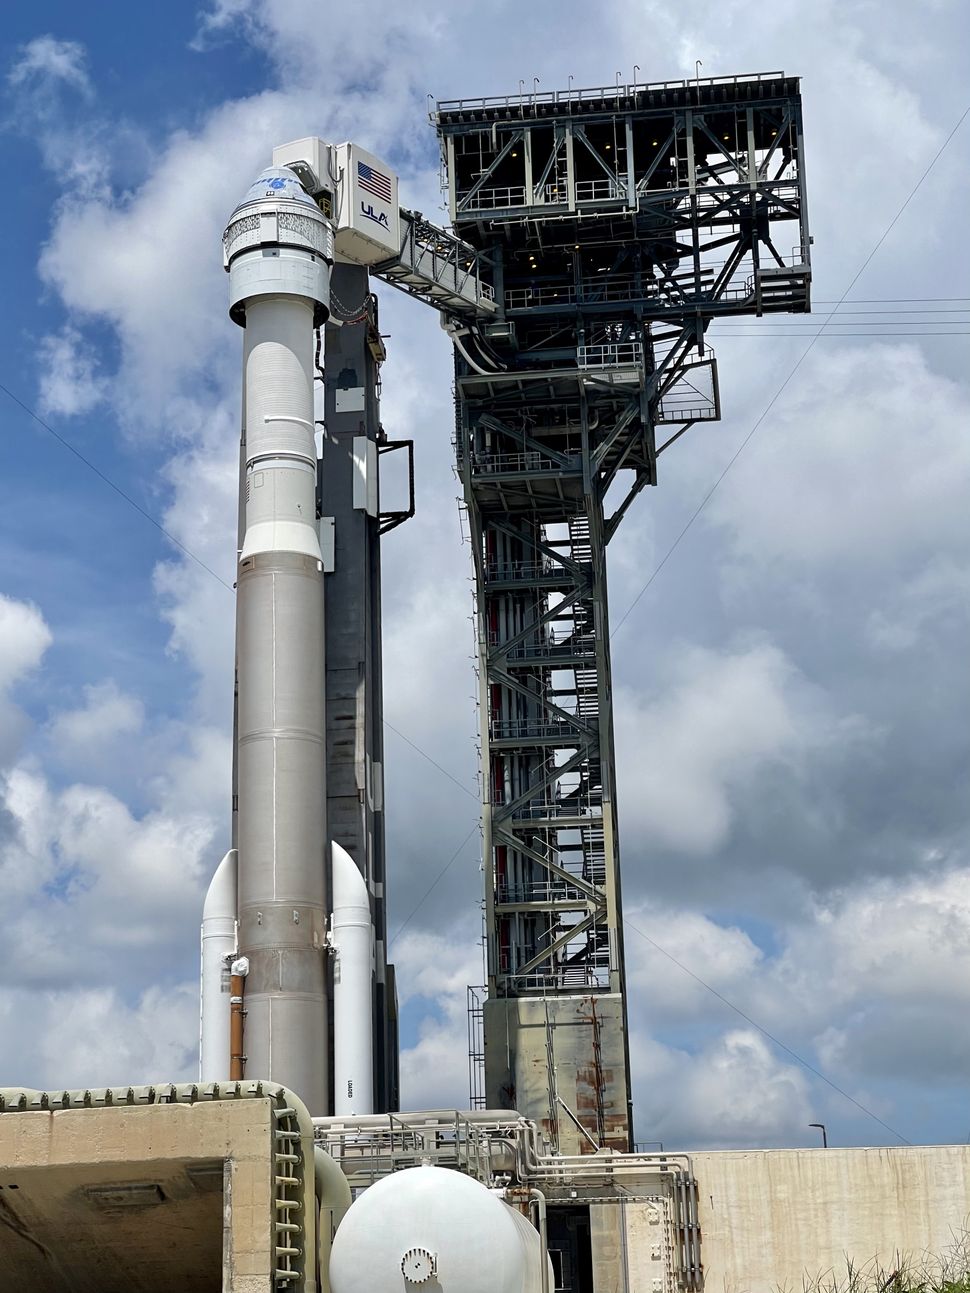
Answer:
434, 72, 810, 1152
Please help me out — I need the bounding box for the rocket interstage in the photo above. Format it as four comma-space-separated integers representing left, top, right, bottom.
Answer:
221, 166, 334, 1113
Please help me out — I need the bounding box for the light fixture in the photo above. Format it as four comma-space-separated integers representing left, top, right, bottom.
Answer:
511, 151, 518, 157
605, 143, 612, 150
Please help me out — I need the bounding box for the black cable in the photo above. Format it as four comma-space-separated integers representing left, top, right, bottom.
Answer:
388, 821, 480, 949
382, 719, 480, 800
623, 916, 912, 1145
0, 380, 234, 592
2, 378, 485, 801
612, 100, 970, 639
712, 331, 970, 338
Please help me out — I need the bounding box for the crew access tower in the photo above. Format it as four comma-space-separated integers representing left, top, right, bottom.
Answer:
434, 73, 810, 1150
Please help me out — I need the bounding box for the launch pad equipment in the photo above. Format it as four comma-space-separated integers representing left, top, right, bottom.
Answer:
437, 72, 810, 1151
191, 67, 809, 1290
204, 71, 810, 1149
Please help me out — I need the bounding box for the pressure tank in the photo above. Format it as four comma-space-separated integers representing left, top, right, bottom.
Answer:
329, 1165, 552, 1293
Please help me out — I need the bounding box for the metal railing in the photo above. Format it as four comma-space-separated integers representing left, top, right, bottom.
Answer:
437, 70, 788, 115
578, 341, 644, 368
470, 450, 573, 474
490, 717, 588, 741
468, 185, 527, 209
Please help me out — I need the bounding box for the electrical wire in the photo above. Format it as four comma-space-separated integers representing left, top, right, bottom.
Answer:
1, 378, 482, 801
387, 821, 480, 949
712, 331, 970, 338
611, 100, 970, 639
382, 718, 479, 800
0, 380, 235, 592
623, 915, 912, 1145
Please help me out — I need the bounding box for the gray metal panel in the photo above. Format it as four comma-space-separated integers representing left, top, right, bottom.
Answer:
322, 265, 397, 1112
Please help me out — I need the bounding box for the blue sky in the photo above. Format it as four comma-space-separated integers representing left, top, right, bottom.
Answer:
1, 0, 969, 1150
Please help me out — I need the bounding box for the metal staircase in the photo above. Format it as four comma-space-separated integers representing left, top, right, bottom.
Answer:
436, 70, 810, 1153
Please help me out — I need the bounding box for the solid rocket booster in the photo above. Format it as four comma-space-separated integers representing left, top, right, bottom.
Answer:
222, 166, 334, 1114
331, 842, 375, 1115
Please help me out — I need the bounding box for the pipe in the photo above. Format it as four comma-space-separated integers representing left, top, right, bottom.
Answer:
529, 1189, 550, 1293
330, 843, 374, 1115
313, 1108, 528, 1131
229, 957, 249, 1081
225, 166, 334, 1116
200, 848, 237, 1081
314, 1144, 352, 1293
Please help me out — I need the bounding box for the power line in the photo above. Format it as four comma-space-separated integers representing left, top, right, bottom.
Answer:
388, 821, 480, 949
0, 380, 235, 592
623, 916, 912, 1145
611, 100, 970, 639
717, 308, 970, 316
811, 296, 970, 304
2, 377, 482, 806
382, 719, 479, 800
712, 331, 970, 338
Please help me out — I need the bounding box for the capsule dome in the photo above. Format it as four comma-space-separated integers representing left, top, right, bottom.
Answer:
231, 166, 317, 216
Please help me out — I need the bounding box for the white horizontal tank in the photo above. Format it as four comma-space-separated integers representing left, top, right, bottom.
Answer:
329, 1164, 552, 1293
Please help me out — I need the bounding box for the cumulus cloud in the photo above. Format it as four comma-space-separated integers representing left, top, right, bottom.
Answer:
8, 36, 91, 94
0, 594, 52, 764
709, 345, 970, 576
4, 0, 970, 1147
615, 640, 868, 856
394, 924, 482, 1110
47, 679, 143, 761
632, 1029, 813, 1149
36, 326, 106, 418
0, 982, 198, 1091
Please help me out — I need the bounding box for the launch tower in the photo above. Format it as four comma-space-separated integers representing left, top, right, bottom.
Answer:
435, 72, 810, 1152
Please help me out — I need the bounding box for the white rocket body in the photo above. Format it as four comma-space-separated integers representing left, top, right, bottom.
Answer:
200, 144, 391, 1115
200, 848, 237, 1084
331, 843, 375, 1115
220, 166, 333, 1112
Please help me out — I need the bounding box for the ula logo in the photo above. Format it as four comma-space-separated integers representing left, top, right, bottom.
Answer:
361, 201, 390, 228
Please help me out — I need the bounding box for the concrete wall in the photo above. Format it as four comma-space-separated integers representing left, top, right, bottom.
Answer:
0, 1096, 279, 1292
692, 1145, 970, 1293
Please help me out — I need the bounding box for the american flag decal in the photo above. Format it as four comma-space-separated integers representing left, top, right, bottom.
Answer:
357, 160, 392, 203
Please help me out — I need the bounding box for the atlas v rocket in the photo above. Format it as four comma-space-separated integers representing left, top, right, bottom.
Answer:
199, 141, 401, 1118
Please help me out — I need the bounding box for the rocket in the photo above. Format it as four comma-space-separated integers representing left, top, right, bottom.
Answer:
198, 159, 369, 1117
199, 139, 403, 1117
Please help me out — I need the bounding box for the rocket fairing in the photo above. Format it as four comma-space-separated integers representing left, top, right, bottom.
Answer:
220, 166, 333, 1113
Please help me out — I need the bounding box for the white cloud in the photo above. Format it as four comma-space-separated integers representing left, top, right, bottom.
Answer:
616, 641, 866, 855
0, 594, 52, 765
47, 680, 143, 761
8, 36, 91, 95
395, 924, 482, 1110
37, 326, 106, 418
0, 594, 51, 695
631, 1029, 812, 1149
0, 982, 198, 1091
709, 345, 970, 576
